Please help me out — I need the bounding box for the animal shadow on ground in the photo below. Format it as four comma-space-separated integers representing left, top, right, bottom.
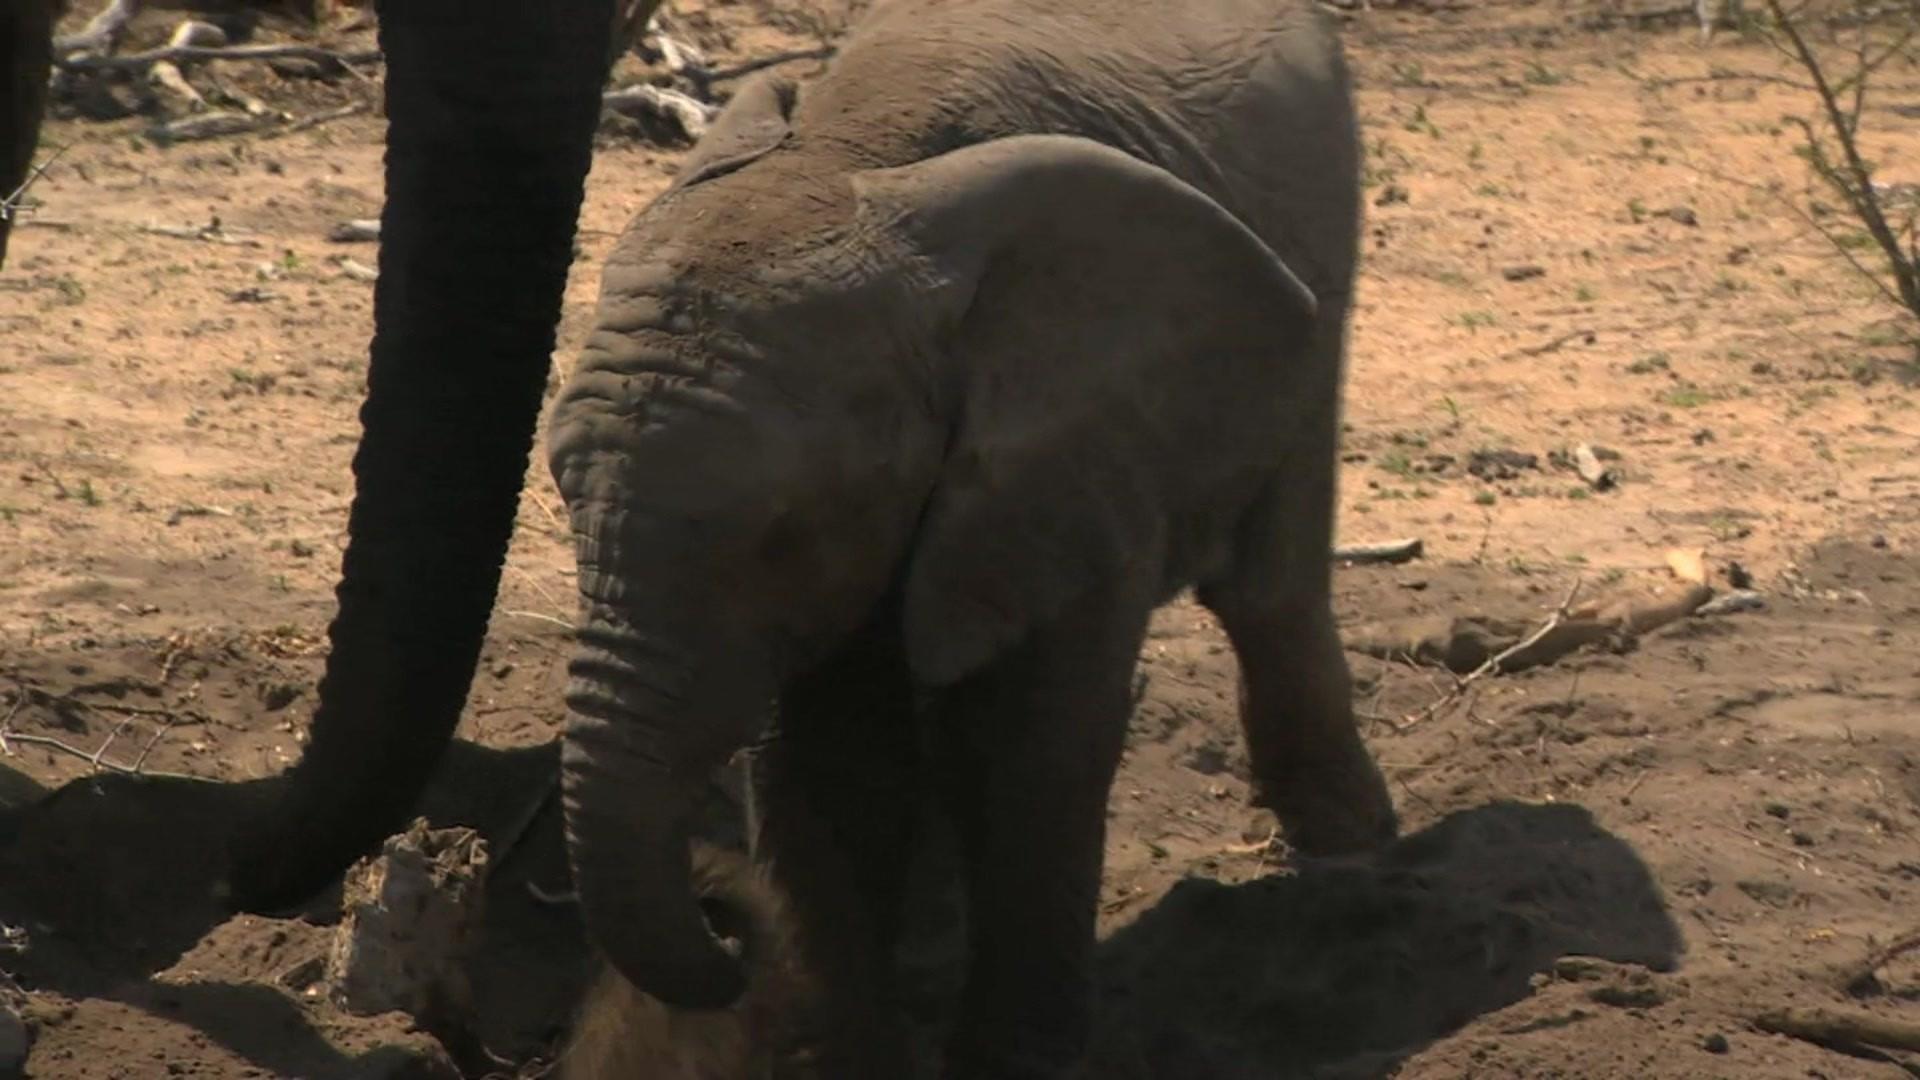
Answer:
1, 747, 1678, 1078
0, 737, 607, 1076
1083, 801, 1682, 1079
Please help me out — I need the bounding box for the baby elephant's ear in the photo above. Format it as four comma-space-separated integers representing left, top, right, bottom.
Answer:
852, 135, 1324, 686
669, 72, 800, 192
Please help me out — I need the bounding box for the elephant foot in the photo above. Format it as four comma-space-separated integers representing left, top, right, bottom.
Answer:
1254, 732, 1398, 859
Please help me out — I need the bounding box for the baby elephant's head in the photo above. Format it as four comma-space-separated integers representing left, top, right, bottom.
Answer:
560, 844, 828, 1080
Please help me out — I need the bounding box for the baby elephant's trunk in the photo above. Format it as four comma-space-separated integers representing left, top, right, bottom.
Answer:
561, 845, 825, 1080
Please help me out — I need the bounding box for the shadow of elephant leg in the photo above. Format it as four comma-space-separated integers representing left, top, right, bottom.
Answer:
926, 589, 1152, 1080
753, 615, 921, 1076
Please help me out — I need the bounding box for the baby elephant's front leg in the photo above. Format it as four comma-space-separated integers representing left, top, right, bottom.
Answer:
1206, 595, 1398, 858
929, 595, 1149, 1079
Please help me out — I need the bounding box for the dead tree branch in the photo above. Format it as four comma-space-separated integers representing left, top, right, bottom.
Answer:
56, 43, 383, 74
1840, 928, 1920, 995
1755, 1005, 1920, 1053
1763, 0, 1920, 321
0, 682, 211, 783
1396, 578, 1588, 730
54, 0, 140, 56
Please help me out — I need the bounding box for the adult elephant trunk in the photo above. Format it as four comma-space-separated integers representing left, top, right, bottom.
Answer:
2, 0, 59, 268
559, 555, 774, 1008
226, 0, 641, 912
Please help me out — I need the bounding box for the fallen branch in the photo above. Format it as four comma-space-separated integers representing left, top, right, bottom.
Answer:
55, 0, 140, 56
1333, 537, 1424, 565
1841, 928, 1920, 996
1755, 1005, 1920, 1054
57, 43, 383, 74
146, 110, 275, 143
149, 20, 229, 115
603, 84, 715, 141
1356, 578, 1718, 683
266, 102, 367, 138
1393, 578, 1588, 729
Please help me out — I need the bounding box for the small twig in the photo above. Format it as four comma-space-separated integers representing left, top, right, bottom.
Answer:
1, 683, 209, 782
2, 145, 74, 228
1332, 537, 1424, 565
1501, 328, 1596, 361
266, 103, 368, 139
1841, 928, 1920, 995
503, 610, 574, 631
526, 881, 579, 906
138, 219, 263, 246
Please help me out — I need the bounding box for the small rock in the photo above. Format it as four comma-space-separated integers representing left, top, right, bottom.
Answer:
1724, 561, 1753, 589
1790, 830, 1816, 847
1571, 442, 1617, 490
1691, 428, 1715, 445
1765, 802, 1791, 819
1703, 1032, 1730, 1054
1698, 590, 1765, 616
1871, 534, 1888, 549
1666, 206, 1700, 226
1502, 264, 1546, 282
1376, 184, 1409, 206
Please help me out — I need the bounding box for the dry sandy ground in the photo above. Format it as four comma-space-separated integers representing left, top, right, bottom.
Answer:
2, 0, 1918, 1076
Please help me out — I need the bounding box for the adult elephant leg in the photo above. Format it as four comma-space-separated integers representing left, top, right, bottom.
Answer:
1, 0, 59, 268
751, 614, 921, 1076
224, 0, 621, 913
929, 590, 1151, 1080
1196, 320, 1397, 858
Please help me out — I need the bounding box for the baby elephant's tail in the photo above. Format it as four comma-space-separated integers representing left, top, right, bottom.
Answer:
560, 844, 822, 1080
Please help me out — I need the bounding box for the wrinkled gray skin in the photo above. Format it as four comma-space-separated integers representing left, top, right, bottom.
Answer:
553, 0, 1397, 1074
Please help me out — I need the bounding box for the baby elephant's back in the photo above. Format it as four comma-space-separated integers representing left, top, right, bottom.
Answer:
799, 0, 1361, 301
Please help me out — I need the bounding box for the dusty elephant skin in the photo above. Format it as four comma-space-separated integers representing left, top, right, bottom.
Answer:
547, 0, 1397, 1074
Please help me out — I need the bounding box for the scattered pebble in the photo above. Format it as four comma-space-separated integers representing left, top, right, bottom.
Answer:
1666, 205, 1699, 226
328, 219, 381, 243
1703, 1032, 1730, 1054
1376, 184, 1409, 206
1871, 534, 1888, 549
1697, 590, 1765, 616
1502, 264, 1546, 281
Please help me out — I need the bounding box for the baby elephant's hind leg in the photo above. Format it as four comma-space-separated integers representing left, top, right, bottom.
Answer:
1198, 531, 1397, 858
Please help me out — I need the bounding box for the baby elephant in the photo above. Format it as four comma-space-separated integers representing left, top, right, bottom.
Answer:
561, 845, 827, 1080
546, 0, 1401, 1074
